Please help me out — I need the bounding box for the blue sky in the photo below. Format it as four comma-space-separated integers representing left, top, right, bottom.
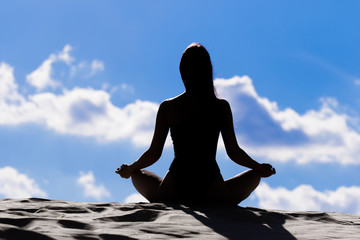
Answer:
1, 1, 360, 214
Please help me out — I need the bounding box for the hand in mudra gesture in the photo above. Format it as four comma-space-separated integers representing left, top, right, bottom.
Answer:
258, 163, 276, 178
115, 164, 133, 179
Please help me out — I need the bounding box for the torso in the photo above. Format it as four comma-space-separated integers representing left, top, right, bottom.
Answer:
164, 93, 226, 203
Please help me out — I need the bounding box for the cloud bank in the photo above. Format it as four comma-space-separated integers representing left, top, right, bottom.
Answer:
0, 46, 157, 145
255, 183, 360, 214
1, 46, 359, 165
215, 76, 360, 165
0, 166, 47, 198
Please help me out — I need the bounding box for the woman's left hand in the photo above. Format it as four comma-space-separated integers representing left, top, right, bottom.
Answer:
115, 164, 133, 179
258, 163, 276, 178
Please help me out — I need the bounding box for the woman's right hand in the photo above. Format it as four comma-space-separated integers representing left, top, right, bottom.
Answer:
115, 164, 133, 179
258, 163, 276, 178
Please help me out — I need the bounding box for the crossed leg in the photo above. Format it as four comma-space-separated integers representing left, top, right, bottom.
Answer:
131, 169, 177, 203
224, 169, 261, 205
130, 169, 261, 205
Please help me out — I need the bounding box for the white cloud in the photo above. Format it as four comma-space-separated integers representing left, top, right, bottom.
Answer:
26, 57, 60, 90
0, 166, 47, 198
71, 59, 105, 79
26, 45, 74, 91
1, 60, 158, 145
124, 193, 148, 203
355, 79, 360, 86
57, 44, 74, 64
0, 62, 25, 103
3, 47, 360, 163
214, 76, 360, 165
26, 45, 104, 91
102, 83, 134, 95
90, 59, 104, 76
255, 183, 360, 215
77, 171, 110, 201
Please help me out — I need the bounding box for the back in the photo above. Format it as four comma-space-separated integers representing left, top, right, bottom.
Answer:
170, 98, 221, 160
166, 94, 225, 203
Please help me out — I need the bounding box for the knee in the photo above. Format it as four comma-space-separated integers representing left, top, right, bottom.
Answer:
130, 169, 162, 202
130, 169, 151, 191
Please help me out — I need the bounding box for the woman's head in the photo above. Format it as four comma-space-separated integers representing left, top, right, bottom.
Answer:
179, 43, 215, 97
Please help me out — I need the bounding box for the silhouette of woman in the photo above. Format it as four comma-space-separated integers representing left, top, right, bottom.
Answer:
116, 43, 275, 205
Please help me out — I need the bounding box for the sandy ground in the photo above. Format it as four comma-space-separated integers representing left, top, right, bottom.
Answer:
0, 198, 359, 239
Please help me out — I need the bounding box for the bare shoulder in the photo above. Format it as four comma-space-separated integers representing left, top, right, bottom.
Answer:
162, 93, 186, 106
216, 98, 231, 110
159, 93, 187, 125
216, 98, 229, 105
159, 93, 186, 113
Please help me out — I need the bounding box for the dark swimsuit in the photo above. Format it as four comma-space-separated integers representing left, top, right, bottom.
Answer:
169, 100, 223, 204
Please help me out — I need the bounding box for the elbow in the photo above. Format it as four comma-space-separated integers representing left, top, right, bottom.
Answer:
153, 151, 162, 162
147, 147, 162, 163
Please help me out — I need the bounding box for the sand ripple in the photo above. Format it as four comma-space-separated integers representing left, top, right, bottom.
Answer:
0, 198, 359, 239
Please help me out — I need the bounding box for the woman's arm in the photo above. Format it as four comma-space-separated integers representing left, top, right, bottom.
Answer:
220, 99, 275, 177
117, 101, 170, 178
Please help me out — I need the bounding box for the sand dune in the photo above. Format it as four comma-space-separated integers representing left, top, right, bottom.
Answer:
0, 198, 359, 239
